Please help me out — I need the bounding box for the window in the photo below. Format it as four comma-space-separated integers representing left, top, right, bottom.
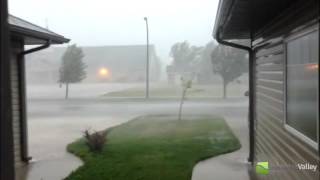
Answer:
285, 28, 319, 149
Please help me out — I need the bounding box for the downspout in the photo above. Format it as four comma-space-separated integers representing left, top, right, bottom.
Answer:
18, 40, 51, 162
20, 40, 51, 56
215, 28, 255, 163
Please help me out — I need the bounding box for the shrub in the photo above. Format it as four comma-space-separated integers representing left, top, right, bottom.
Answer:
83, 129, 107, 152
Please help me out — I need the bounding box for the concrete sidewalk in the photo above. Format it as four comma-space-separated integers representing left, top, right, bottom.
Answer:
192, 111, 253, 180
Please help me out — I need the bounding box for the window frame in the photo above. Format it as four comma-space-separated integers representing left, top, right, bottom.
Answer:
283, 24, 319, 150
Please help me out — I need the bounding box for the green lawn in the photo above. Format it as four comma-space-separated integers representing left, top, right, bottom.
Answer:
102, 84, 247, 98
103, 86, 205, 97
66, 115, 241, 180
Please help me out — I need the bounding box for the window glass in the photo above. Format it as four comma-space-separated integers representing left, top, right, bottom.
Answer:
286, 30, 319, 142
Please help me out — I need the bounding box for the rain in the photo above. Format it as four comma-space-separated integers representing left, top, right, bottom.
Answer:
9, 0, 250, 180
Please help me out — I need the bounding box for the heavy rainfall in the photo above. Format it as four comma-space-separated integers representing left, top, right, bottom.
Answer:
9, 0, 250, 180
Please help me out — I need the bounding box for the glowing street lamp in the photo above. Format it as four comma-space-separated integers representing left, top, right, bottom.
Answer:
98, 67, 110, 80
99, 67, 109, 76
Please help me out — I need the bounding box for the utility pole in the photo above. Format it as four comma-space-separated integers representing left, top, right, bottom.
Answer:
144, 17, 150, 99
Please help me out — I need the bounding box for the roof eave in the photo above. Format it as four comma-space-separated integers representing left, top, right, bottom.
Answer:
213, 0, 236, 40
10, 25, 70, 44
212, 0, 224, 40
213, 0, 253, 40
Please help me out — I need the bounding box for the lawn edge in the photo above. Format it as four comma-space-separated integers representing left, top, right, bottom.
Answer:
66, 114, 242, 180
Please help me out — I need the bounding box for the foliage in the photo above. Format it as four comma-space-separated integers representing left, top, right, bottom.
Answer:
66, 115, 241, 180
196, 41, 217, 83
83, 129, 107, 152
178, 77, 193, 121
59, 44, 87, 98
59, 44, 86, 83
211, 44, 248, 98
169, 41, 219, 84
169, 41, 203, 75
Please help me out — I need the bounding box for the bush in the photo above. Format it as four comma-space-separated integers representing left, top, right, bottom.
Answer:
83, 129, 107, 152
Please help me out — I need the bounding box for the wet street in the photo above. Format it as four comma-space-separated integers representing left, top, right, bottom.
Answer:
21, 84, 249, 180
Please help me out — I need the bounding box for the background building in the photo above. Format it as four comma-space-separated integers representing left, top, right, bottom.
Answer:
26, 45, 162, 84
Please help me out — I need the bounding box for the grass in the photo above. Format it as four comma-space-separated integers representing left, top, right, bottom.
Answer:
102, 84, 247, 98
66, 115, 241, 180
103, 86, 204, 97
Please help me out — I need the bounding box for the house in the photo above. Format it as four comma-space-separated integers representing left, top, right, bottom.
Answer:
214, 0, 319, 179
25, 45, 162, 83
77, 45, 161, 82
0, 14, 69, 180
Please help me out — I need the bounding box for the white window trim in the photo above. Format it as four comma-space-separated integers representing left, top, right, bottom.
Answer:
284, 125, 318, 150
283, 24, 319, 150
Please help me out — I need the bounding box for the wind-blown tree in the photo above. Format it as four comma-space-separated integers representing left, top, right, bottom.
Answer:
59, 44, 87, 99
196, 41, 216, 83
170, 41, 202, 76
211, 44, 247, 98
201, 41, 216, 68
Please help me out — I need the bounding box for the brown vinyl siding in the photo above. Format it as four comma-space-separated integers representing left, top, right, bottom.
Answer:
253, 22, 319, 179
213, 0, 319, 179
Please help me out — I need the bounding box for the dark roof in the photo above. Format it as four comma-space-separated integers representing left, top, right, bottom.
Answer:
213, 0, 317, 40
9, 15, 70, 45
213, 0, 250, 40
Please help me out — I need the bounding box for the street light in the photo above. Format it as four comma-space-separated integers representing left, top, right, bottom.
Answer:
144, 17, 150, 99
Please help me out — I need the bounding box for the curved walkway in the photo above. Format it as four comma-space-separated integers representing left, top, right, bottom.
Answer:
192, 111, 252, 180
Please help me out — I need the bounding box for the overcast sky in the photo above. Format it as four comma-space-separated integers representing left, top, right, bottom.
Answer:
9, 0, 218, 64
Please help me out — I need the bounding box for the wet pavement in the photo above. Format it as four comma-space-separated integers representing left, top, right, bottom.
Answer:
19, 84, 249, 180
191, 106, 252, 180
26, 83, 143, 99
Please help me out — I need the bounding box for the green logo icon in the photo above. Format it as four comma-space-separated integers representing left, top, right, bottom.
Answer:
256, 162, 269, 175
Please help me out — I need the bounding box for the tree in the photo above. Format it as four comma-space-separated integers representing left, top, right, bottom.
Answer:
201, 41, 216, 67
196, 41, 216, 83
170, 41, 202, 76
211, 44, 247, 98
178, 77, 193, 121
59, 44, 87, 99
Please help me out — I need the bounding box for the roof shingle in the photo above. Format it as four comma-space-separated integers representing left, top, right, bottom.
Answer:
9, 15, 69, 45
